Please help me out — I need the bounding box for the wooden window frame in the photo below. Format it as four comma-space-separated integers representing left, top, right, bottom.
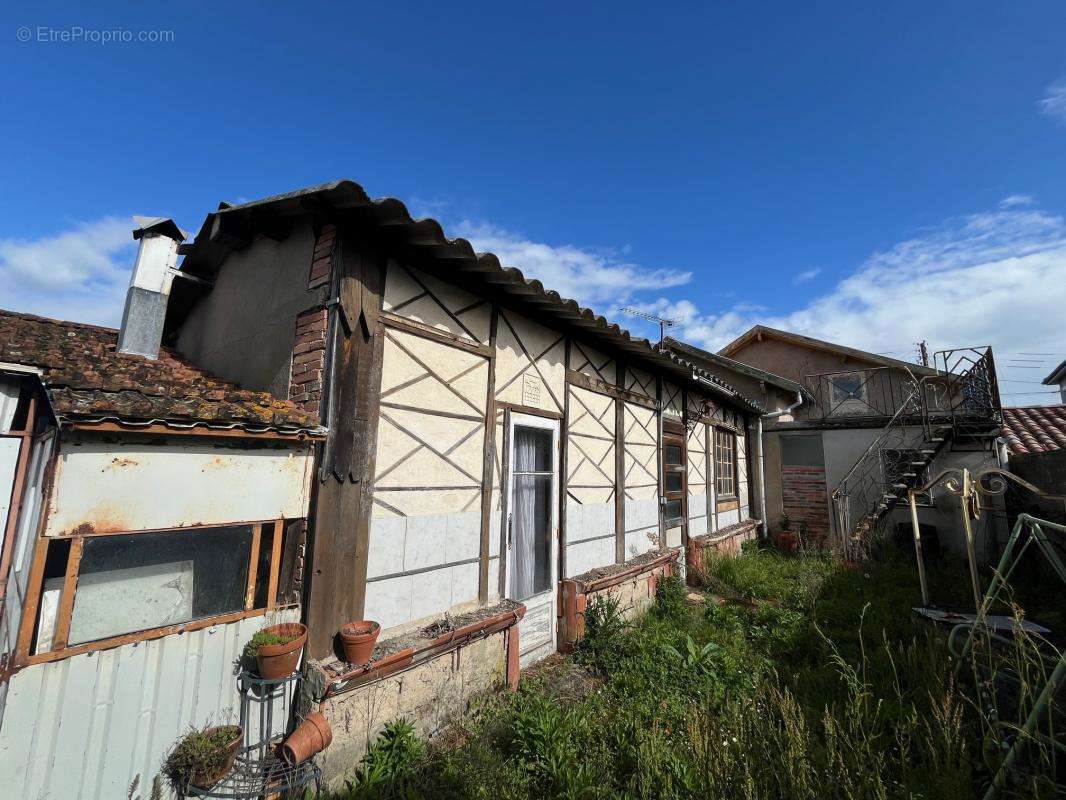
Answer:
714, 428, 737, 500
662, 430, 686, 526
14, 518, 297, 668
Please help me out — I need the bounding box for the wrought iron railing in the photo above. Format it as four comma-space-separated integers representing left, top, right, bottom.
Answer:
828, 347, 1001, 554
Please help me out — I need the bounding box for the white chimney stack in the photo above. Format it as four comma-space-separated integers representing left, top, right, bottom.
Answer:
117, 216, 188, 359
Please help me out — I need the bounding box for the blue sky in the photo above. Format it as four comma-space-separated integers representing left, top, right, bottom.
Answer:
1, 2, 1065, 403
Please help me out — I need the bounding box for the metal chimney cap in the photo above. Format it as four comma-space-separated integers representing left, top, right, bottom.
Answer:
131, 216, 189, 243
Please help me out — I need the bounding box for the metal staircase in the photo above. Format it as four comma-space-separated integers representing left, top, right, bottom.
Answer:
829, 347, 1002, 554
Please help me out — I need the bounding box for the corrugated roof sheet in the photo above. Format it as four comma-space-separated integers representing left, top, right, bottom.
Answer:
179, 179, 765, 413
1002, 405, 1066, 455
0, 309, 322, 435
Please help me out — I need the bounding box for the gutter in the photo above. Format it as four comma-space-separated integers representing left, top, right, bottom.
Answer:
755, 390, 804, 537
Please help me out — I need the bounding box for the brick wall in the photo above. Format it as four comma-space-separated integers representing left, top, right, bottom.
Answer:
286, 224, 336, 419
780, 465, 830, 541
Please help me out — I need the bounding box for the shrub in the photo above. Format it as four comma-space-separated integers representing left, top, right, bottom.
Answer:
161, 725, 241, 792
242, 629, 295, 660
343, 718, 425, 798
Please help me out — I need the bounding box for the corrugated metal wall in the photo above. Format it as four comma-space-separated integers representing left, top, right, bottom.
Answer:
0, 609, 298, 799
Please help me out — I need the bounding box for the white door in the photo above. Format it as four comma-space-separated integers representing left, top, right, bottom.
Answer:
506, 413, 559, 666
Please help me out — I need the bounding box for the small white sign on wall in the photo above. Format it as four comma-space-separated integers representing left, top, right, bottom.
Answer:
522, 372, 542, 407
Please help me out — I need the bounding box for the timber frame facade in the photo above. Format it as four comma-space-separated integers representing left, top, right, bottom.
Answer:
171, 180, 768, 666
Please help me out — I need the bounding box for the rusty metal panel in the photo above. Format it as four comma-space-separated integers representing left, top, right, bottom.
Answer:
0, 608, 299, 799
44, 438, 315, 536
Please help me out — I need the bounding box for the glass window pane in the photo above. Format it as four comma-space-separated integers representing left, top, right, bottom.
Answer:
69, 526, 252, 646
664, 444, 683, 466
664, 499, 683, 522
665, 472, 683, 493
515, 426, 552, 472
513, 473, 552, 599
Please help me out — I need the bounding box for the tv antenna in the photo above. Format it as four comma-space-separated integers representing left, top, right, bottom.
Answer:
619, 307, 680, 345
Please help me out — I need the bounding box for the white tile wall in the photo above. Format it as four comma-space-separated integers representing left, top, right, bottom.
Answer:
451, 561, 480, 606
364, 575, 414, 630
445, 511, 482, 563
367, 516, 407, 579
410, 565, 452, 621
717, 508, 740, 529
404, 514, 447, 571
625, 529, 658, 559
566, 502, 615, 544
625, 497, 659, 531
487, 557, 501, 600
566, 537, 614, 578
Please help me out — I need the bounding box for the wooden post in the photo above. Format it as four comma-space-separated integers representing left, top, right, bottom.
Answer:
558, 337, 571, 582
908, 490, 930, 606
614, 362, 626, 564
305, 237, 387, 659
478, 306, 499, 603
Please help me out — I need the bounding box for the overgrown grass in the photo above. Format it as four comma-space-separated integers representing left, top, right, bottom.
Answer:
324, 543, 1061, 799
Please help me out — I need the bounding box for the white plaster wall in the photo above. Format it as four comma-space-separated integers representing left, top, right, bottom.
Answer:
568, 341, 615, 385
0, 608, 299, 800
495, 310, 566, 414
44, 437, 315, 537
623, 402, 659, 558
383, 261, 491, 344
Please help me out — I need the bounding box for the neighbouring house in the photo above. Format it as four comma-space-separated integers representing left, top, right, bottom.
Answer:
1001, 404, 1066, 521
715, 325, 1007, 558
0, 221, 323, 797
0, 179, 774, 790
1043, 361, 1066, 404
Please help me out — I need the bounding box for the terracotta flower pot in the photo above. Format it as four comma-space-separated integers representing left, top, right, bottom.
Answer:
339, 620, 381, 664
280, 712, 333, 765
774, 531, 797, 554
256, 623, 308, 679
189, 726, 243, 789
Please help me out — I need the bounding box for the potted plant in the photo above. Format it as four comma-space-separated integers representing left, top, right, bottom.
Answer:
774, 513, 797, 553
280, 712, 333, 765
162, 724, 243, 791
339, 620, 381, 664
244, 622, 307, 679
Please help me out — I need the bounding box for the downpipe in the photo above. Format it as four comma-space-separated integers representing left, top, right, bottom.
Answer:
756, 390, 804, 538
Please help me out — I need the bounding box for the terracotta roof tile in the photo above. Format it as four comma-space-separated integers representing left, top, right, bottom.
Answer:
1002, 405, 1066, 455
0, 309, 320, 433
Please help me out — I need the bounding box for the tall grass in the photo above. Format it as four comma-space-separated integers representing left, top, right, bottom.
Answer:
324, 546, 1061, 800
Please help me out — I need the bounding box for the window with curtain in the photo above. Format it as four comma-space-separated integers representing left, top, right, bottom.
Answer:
512, 426, 552, 600
714, 428, 736, 498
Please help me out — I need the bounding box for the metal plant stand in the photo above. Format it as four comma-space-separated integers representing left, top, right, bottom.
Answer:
188, 671, 321, 799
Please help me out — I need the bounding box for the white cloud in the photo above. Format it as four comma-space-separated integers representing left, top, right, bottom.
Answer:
1040, 78, 1066, 123
643, 203, 1066, 405
0, 217, 134, 327
453, 220, 691, 308
999, 194, 1035, 209
793, 267, 821, 284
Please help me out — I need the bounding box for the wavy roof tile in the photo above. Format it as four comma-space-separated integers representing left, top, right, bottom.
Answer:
1002, 405, 1066, 455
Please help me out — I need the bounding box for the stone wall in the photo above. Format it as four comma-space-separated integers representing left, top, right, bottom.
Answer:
557, 548, 681, 652
314, 623, 514, 789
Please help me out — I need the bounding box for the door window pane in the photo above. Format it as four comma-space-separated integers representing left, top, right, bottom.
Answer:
68, 525, 252, 646
664, 499, 683, 522
512, 426, 553, 600
514, 426, 552, 473
513, 473, 552, 599
664, 444, 683, 466
665, 471, 683, 493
